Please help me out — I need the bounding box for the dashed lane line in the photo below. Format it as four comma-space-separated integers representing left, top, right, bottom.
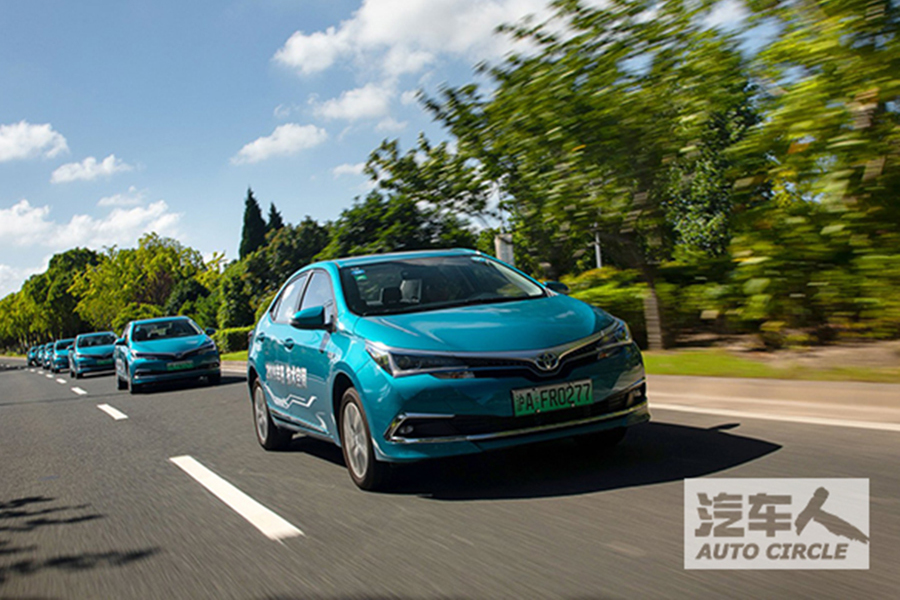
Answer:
72, 387, 88, 396
97, 404, 128, 420
56, 378, 67, 384
169, 455, 304, 541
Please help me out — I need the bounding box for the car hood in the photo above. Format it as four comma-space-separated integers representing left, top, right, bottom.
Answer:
351, 295, 615, 353
130, 334, 211, 355
76, 344, 115, 357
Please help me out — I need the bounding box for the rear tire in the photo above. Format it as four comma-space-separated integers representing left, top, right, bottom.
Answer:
116, 375, 127, 390
339, 387, 391, 491
252, 380, 291, 450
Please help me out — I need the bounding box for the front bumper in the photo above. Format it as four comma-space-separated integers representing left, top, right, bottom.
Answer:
73, 357, 116, 374
362, 342, 647, 462
132, 359, 220, 384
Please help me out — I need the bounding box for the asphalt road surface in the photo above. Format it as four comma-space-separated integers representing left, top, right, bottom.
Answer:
1, 358, 898, 599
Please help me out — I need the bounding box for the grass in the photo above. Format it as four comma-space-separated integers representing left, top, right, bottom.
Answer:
220, 350, 248, 362
643, 349, 900, 384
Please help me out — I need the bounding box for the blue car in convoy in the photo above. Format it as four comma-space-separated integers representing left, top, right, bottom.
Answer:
69, 331, 117, 378
50, 339, 74, 373
248, 249, 648, 490
115, 316, 220, 393
41, 343, 53, 369
27, 346, 39, 366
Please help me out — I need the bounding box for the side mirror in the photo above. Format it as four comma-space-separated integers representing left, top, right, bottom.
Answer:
544, 281, 570, 295
205, 328, 217, 336
290, 306, 329, 330
115, 338, 127, 346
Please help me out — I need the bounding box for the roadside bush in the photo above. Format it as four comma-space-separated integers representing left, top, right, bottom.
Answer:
213, 326, 254, 354
565, 269, 648, 348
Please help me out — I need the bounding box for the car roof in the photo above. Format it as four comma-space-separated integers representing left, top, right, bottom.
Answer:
130, 316, 192, 326
328, 248, 480, 269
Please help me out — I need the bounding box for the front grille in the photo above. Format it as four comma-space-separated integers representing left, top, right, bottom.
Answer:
390, 383, 646, 441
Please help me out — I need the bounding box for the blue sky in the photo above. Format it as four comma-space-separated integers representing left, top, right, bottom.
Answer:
0, 0, 745, 298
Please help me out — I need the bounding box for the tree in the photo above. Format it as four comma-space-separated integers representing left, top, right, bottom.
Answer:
267, 203, 285, 234
424, 0, 757, 348
318, 192, 476, 259
239, 188, 267, 259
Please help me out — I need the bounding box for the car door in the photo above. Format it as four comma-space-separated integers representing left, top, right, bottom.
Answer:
283, 269, 336, 433
262, 272, 309, 416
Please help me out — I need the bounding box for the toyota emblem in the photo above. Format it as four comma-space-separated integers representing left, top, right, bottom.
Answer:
535, 352, 560, 371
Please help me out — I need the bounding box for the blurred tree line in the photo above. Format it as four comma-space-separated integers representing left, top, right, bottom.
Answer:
2, 0, 898, 351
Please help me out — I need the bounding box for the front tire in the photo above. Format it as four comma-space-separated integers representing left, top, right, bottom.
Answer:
339, 388, 390, 491
252, 380, 291, 450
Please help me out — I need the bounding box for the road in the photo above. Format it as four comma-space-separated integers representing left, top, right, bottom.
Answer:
1, 358, 898, 599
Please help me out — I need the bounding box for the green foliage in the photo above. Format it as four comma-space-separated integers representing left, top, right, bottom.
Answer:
212, 326, 254, 354
266, 203, 285, 234
317, 192, 476, 259
564, 269, 648, 348
111, 303, 164, 334
217, 261, 255, 328
239, 188, 267, 259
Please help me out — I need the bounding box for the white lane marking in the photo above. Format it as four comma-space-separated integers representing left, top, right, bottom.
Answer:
56, 378, 67, 384
652, 403, 900, 433
169, 455, 304, 541
97, 404, 128, 420
72, 387, 88, 396
45, 373, 54, 379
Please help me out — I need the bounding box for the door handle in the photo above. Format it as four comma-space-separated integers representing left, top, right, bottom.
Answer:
283, 338, 294, 350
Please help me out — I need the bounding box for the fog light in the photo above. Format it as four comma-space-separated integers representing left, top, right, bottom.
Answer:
398, 425, 415, 435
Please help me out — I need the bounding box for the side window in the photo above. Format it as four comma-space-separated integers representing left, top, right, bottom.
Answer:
299, 271, 335, 314
272, 273, 309, 324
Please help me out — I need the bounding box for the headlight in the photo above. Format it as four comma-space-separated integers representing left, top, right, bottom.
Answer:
596, 320, 632, 350
366, 344, 467, 377
198, 340, 218, 355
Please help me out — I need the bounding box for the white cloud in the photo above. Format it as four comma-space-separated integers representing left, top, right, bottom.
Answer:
231, 123, 328, 165
0, 199, 182, 251
0, 121, 68, 162
375, 117, 408, 132
332, 162, 366, 178
97, 186, 146, 207
273, 0, 557, 78
312, 83, 393, 121
400, 89, 420, 106
50, 154, 134, 184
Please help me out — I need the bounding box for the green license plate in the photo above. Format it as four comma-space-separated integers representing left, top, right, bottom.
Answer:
97, 359, 113, 365
511, 379, 594, 417
166, 360, 194, 371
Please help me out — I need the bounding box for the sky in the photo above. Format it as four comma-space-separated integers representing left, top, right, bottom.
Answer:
0, 0, 747, 298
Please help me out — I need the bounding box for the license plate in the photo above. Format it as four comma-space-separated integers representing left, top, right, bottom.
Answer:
97, 359, 113, 365
166, 361, 194, 371
511, 379, 593, 417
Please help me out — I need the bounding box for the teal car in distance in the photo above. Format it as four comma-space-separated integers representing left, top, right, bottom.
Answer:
248, 249, 648, 491
115, 316, 220, 394
27, 346, 39, 366
69, 332, 117, 378
50, 339, 74, 373
41, 343, 53, 369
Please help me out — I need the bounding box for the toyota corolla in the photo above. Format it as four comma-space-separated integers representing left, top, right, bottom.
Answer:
70, 331, 118, 378
248, 249, 649, 491
115, 316, 221, 393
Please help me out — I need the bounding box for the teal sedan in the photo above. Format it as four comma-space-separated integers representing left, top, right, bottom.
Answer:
248, 249, 648, 491
69, 331, 117, 378
114, 316, 220, 394
50, 339, 74, 373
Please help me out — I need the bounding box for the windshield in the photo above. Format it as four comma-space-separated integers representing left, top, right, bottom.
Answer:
339, 255, 545, 317
132, 319, 202, 342
54, 340, 73, 350
77, 333, 117, 348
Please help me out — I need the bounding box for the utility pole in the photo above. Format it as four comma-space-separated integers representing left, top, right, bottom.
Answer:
592, 223, 602, 269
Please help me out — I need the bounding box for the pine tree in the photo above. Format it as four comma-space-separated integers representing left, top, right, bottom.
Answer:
267, 203, 285, 233
239, 188, 267, 259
